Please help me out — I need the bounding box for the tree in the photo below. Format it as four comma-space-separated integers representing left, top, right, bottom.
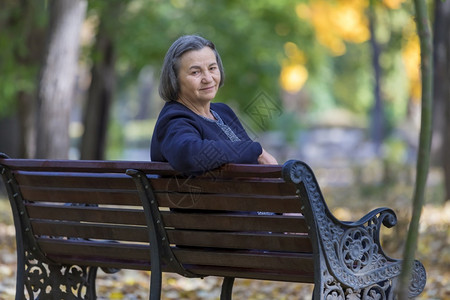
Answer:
368, 0, 385, 155
433, 0, 450, 202
80, 1, 125, 160
398, 0, 433, 297
0, 0, 47, 158
35, 0, 87, 159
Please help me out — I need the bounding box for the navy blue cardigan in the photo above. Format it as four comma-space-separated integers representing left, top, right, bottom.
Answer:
151, 101, 262, 175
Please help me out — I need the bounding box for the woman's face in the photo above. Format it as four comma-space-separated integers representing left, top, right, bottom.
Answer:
177, 47, 221, 104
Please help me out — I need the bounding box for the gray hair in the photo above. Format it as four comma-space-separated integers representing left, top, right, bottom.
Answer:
159, 35, 225, 102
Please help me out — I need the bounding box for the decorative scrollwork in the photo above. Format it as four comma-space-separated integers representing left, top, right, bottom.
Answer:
282, 160, 304, 184
340, 228, 375, 273
323, 269, 346, 300
283, 160, 427, 298
361, 281, 389, 300
23, 251, 95, 300
325, 289, 345, 300
292, 161, 402, 288
408, 260, 427, 297
323, 269, 393, 300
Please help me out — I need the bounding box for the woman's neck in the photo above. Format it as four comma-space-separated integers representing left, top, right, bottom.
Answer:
177, 98, 215, 120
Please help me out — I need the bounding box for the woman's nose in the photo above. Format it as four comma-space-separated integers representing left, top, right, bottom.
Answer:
202, 71, 213, 82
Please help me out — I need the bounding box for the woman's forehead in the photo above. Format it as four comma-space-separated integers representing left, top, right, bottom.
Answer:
179, 47, 217, 68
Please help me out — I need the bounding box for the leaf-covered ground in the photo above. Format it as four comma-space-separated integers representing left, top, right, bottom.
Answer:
0, 191, 448, 299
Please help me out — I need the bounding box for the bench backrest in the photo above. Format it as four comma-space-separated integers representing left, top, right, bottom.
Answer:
0, 159, 315, 283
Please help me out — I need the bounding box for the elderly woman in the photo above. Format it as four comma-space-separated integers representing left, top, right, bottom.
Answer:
151, 35, 277, 175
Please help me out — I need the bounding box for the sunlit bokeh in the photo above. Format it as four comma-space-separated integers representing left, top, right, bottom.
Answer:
402, 32, 421, 101
280, 42, 308, 93
296, 0, 370, 56
383, 0, 407, 10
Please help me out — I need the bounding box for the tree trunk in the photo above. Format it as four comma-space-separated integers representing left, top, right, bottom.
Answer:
397, 0, 433, 297
36, 0, 87, 159
80, 26, 116, 160
433, 0, 450, 202
18, 92, 37, 158
80, 3, 124, 160
3, 0, 47, 158
368, 1, 384, 156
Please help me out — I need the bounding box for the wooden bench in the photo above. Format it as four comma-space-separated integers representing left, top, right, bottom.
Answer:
0, 153, 426, 299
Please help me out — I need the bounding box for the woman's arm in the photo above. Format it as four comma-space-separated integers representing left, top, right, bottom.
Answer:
156, 117, 263, 174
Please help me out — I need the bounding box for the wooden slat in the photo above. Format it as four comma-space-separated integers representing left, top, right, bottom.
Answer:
0, 158, 282, 178
166, 230, 312, 252
204, 163, 283, 178
31, 220, 148, 242
0, 159, 174, 174
21, 186, 140, 205
34, 222, 310, 253
26, 203, 146, 225
38, 238, 151, 261
187, 266, 314, 283
173, 248, 314, 273
37, 238, 314, 283
157, 194, 302, 213
150, 177, 296, 196
40, 255, 314, 284
162, 212, 308, 232
13, 171, 136, 189
45, 256, 153, 271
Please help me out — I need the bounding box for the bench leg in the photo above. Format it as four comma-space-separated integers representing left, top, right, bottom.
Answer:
148, 270, 162, 300
220, 277, 235, 300
20, 251, 97, 299
86, 266, 98, 299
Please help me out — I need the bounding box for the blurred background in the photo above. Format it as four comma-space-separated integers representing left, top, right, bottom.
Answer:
0, 0, 448, 299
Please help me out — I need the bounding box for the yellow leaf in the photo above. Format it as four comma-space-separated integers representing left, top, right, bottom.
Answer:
109, 291, 124, 299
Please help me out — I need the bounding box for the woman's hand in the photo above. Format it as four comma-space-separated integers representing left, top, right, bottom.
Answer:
258, 148, 278, 165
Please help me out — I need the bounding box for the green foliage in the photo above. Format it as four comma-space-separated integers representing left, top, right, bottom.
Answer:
105, 116, 126, 160
91, 0, 316, 114
0, 0, 48, 117
0, 0, 426, 149
332, 43, 373, 114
